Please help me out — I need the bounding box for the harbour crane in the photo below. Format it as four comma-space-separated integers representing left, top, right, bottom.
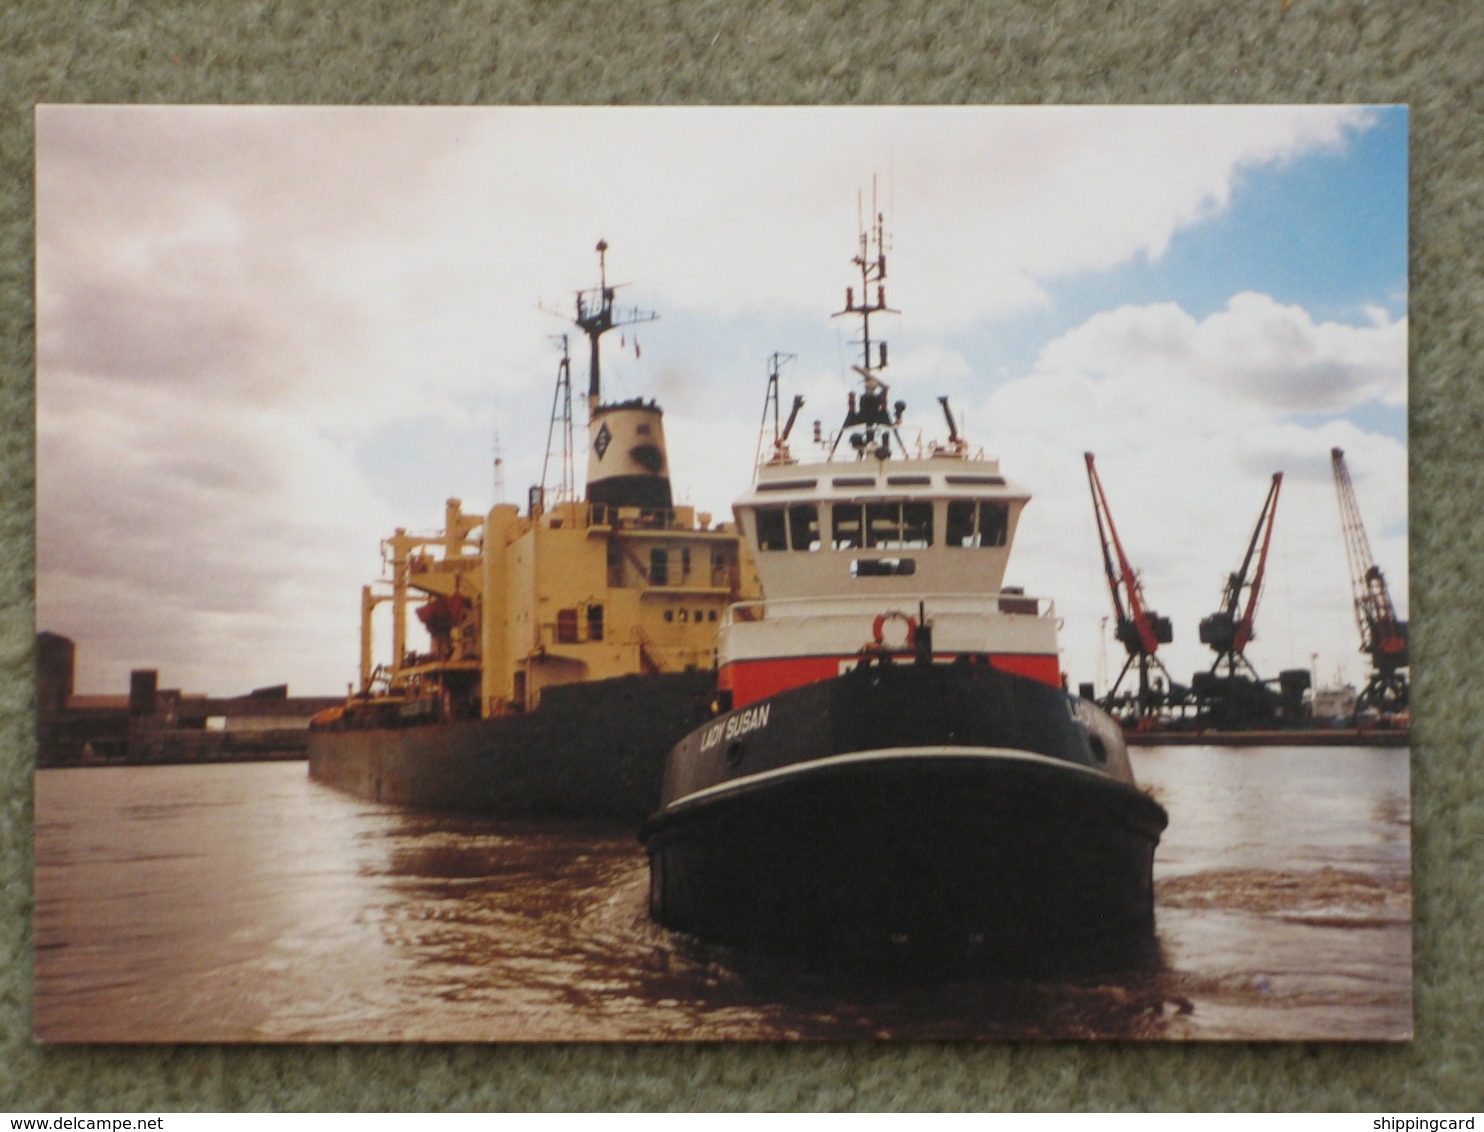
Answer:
1330, 447, 1408, 712
1199, 472, 1283, 679
1191, 472, 1311, 728
1085, 453, 1177, 720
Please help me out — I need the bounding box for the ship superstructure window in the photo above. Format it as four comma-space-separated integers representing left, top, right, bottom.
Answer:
587, 604, 604, 641
710, 546, 732, 586
650, 547, 670, 585
947, 500, 1010, 548
852, 558, 916, 577
832, 504, 863, 550
788, 504, 820, 552
755, 507, 788, 552
844, 501, 934, 549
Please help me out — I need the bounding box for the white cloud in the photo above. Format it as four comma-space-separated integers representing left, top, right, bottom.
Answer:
1038, 293, 1406, 414
970, 294, 1406, 694
33, 105, 1399, 695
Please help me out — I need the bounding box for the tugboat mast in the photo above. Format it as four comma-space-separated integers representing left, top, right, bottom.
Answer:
838, 193, 895, 381
831, 188, 905, 459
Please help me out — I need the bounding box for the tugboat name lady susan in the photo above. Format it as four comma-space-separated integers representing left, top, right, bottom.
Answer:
640, 203, 1169, 965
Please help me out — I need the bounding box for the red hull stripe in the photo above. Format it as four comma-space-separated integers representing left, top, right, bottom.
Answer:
720, 652, 1062, 708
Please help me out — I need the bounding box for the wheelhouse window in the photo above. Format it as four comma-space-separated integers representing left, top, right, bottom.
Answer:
787, 504, 820, 552
864, 501, 934, 549
832, 504, 863, 550
754, 507, 788, 552
833, 501, 932, 550
947, 500, 1010, 548
901, 502, 933, 547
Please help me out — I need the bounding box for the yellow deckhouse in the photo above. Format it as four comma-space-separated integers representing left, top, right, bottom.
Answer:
366, 492, 753, 720
346, 243, 759, 725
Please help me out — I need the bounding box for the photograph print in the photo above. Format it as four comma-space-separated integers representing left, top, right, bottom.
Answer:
34, 104, 1409, 1041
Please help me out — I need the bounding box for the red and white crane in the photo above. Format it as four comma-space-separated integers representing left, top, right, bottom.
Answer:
1085, 453, 1176, 718
1199, 472, 1283, 680
1330, 448, 1408, 712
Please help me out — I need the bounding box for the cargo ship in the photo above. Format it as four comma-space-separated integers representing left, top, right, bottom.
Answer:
308, 243, 760, 819
641, 204, 1169, 963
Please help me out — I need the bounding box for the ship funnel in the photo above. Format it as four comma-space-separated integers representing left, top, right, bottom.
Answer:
586, 399, 673, 509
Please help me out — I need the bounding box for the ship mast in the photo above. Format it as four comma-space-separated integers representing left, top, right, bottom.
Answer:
543, 240, 675, 510
539, 335, 576, 507
564, 239, 658, 418
831, 185, 905, 459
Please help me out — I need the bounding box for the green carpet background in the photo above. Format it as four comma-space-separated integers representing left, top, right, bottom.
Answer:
3, 0, 1481, 1111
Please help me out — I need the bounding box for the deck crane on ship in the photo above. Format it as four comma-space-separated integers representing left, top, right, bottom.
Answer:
1084, 453, 1180, 723
755, 350, 803, 469
1331, 447, 1408, 714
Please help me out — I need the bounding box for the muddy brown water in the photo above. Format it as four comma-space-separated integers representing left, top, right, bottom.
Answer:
33, 746, 1410, 1041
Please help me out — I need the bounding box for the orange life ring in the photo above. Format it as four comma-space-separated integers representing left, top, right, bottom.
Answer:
872, 610, 918, 649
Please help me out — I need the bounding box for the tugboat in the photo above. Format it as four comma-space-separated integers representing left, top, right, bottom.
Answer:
640, 204, 1169, 963
308, 243, 760, 819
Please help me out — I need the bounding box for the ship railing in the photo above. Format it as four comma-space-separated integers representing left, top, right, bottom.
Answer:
725, 592, 1057, 626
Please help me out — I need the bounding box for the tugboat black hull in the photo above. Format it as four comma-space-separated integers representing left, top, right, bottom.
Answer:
641, 662, 1168, 963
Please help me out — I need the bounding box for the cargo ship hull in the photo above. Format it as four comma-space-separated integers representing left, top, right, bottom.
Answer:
309, 670, 715, 820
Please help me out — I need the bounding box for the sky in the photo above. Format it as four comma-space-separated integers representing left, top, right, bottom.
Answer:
34, 105, 1408, 698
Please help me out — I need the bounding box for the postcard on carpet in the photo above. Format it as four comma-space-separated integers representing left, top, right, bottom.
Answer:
34, 105, 1409, 1041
